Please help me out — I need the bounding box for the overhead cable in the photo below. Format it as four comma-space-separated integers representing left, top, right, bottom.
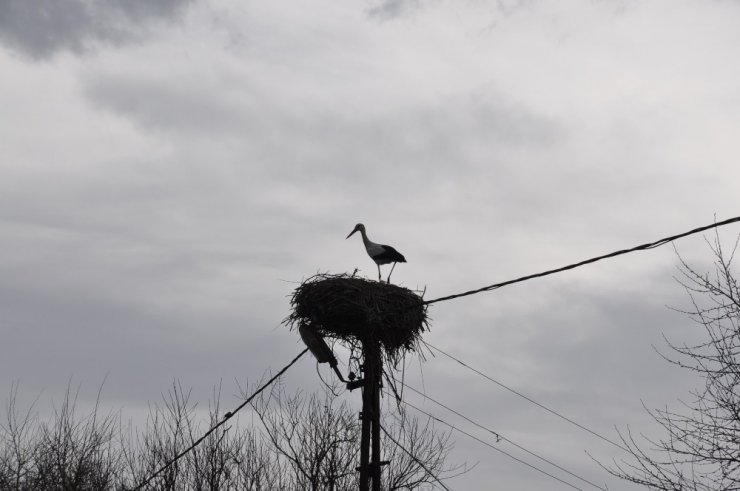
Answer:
399, 382, 608, 491
423, 216, 740, 306
424, 341, 629, 453
403, 400, 588, 491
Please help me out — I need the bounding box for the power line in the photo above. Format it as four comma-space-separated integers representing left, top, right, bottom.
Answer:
130, 348, 309, 491
399, 382, 499, 440
399, 381, 608, 491
424, 341, 630, 453
403, 400, 587, 491
423, 216, 740, 306
380, 424, 453, 491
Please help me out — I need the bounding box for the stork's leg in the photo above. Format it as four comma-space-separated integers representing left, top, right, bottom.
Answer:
387, 262, 397, 284
377, 264, 382, 282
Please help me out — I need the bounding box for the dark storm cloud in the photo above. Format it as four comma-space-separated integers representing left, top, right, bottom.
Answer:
0, 0, 192, 60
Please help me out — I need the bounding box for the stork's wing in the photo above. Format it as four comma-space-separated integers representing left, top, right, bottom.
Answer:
373, 245, 406, 263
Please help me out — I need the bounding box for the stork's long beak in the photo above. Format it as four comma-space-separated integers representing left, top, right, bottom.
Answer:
346, 228, 358, 239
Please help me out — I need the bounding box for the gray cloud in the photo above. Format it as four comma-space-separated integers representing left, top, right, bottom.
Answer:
3, 1, 740, 488
367, 0, 426, 21
0, 0, 192, 60
81, 66, 562, 197
83, 71, 247, 134
367, 0, 533, 21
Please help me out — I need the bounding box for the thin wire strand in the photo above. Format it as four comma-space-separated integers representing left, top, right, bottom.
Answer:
424, 341, 630, 453
130, 348, 309, 490
399, 381, 608, 491
379, 423, 453, 491
403, 400, 587, 491
423, 216, 740, 306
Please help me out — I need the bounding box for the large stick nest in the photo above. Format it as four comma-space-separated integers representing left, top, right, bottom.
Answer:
285, 273, 428, 362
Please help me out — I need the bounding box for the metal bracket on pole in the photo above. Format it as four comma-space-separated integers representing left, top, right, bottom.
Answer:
346, 379, 365, 391
356, 461, 389, 472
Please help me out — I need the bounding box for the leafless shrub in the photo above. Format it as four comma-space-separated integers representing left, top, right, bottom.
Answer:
0, 382, 39, 490
0, 382, 120, 490
2, 378, 458, 490
119, 381, 284, 490
382, 412, 457, 490
251, 381, 459, 490
251, 383, 360, 490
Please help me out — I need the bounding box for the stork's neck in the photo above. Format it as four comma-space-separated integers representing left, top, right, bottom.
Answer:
359, 229, 374, 247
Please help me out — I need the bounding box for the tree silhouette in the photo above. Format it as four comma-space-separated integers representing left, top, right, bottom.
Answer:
609, 235, 740, 490
1, 379, 459, 490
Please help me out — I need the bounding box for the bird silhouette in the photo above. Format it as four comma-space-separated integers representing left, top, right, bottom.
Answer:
346, 223, 406, 283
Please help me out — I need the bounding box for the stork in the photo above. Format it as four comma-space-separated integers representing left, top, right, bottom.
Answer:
346, 223, 406, 283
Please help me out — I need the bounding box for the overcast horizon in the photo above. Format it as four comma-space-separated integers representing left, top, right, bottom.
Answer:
2, 0, 740, 489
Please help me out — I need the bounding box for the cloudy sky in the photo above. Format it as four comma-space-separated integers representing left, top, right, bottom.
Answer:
2, 0, 740, 488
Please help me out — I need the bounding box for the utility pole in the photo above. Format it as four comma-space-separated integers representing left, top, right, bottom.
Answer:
358, 346, 372, 491
302, 324, 389, 490
353, 338, 385, 491
370, 340, 382, 491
